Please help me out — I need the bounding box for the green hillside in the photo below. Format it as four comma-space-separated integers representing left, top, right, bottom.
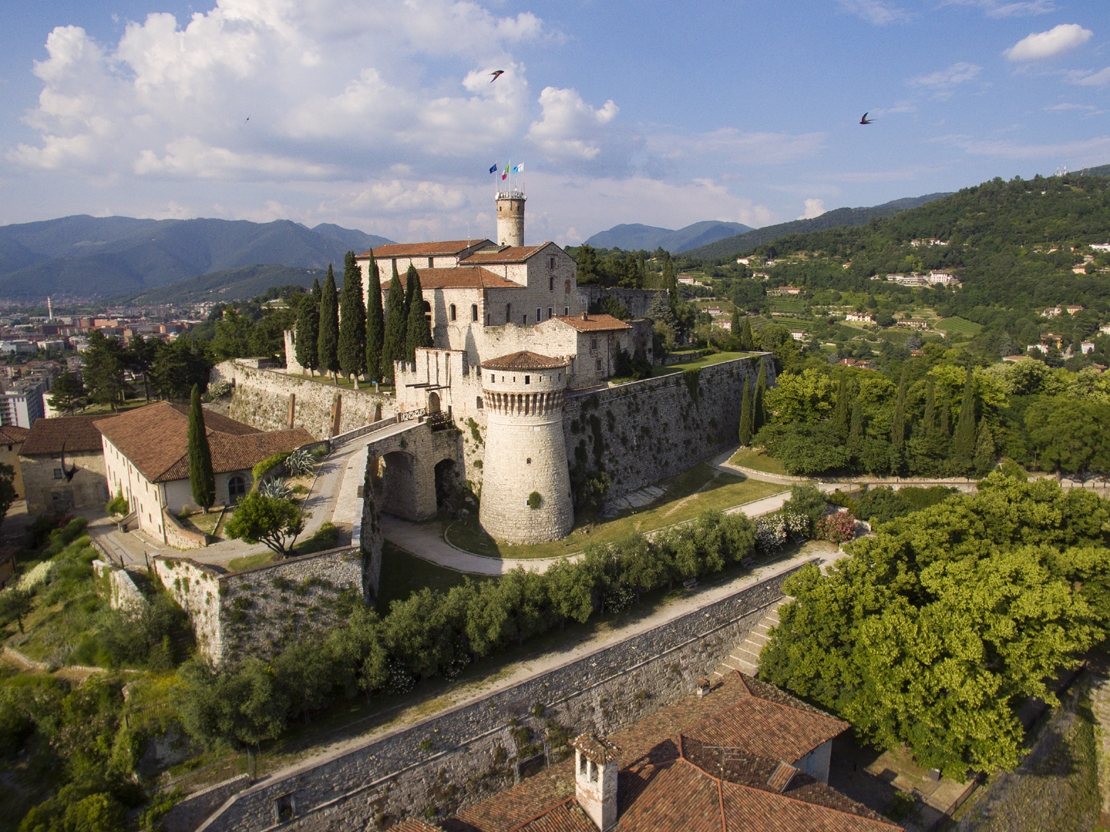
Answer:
122, 264, 326, 304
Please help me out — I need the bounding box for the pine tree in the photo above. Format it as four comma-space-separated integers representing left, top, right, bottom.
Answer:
294, 280, 320, 376
404, 265, 432, 362
738, 318, 755, 351
952, 367, 978, 471
848, 396, 863, 459
891, 370, 907, 451
974, 420, 997, 476
317, 265, 340, 383
753, 361, 768, 431
188, 384, 215, 512
832, 374, 849, 440
381, 266, 407, 383
365, 253, 385, 383
338, 251, 367, 385
739, 379, 753, 446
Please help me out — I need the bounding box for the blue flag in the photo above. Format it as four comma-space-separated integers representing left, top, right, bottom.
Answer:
489, 163, 497, 174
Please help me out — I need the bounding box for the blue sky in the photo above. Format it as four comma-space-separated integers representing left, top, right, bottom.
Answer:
0, 0, 1107, 246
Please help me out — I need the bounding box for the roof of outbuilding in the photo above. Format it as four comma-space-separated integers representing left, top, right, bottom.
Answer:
367, 240, 494, 258
548, 314, 632, 332
0, 425, 29, 445
480, 351, 570, 371
94, 402, 313, 484
20, 414, 115, 456
379, 267, 522, 291
445, 672, 898, 832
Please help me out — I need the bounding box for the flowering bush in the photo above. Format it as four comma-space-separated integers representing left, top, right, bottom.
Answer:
755, 515, 787, 552
816, 511, 858, 544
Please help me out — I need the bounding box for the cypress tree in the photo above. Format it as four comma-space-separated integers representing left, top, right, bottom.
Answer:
317, 265, 340, 383
738, 379, 753, 446
832, 374, 849, 440
974, 420, 997, 476
938, 391, 951, 439
404, 265, 432, 362
738, 318, 755, 351
365, 253, 385, 383
188, 384, 215, 512
952, 367, 978, 471
381, 266, 407, 383
663, 252, 677, 313
891, 370, 907, 451
922, 376, 936, 438
848, 395, 863, 459
753, 361, 768, 431
338, 251, 367, 385
293, 281, 319, 376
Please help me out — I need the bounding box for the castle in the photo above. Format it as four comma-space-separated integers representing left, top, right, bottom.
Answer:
282, 190, 769, 545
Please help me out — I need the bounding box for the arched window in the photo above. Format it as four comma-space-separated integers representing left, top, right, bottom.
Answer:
228, 475, 248, 504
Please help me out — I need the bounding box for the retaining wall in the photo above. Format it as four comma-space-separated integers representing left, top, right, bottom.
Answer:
153, 548, 364, 666
192, 562, 805, 831
91, 560, 148, 614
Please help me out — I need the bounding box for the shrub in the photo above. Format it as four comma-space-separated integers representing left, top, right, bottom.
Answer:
527, 492, 541, 510
296, 522, 339, 555
815, 511, 857, 544
252, 452, 291, 483
105, 490, 129, 517
285, 447, 315, 477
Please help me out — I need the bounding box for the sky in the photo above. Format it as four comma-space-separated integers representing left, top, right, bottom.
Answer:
0, 0, 1108, 247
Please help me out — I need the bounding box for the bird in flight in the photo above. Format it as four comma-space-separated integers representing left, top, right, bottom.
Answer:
860, 112, 874, 125
490, 70, 504, 82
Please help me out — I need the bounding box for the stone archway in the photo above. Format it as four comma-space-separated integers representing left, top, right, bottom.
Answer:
434, 458, 458, 512
379, 450, 420, 520
427, 391, 441, 415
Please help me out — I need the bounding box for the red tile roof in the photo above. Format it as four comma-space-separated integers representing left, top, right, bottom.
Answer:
549, 314, 632, 332
448, 673, 899, 832
0, 425, 29, 445
379, 267, 522, 291
95, 402, 313, 484
461, 243, 555, 264
368, 240, 493, 258
481, 351, 571, 371
20, 414, 115, 456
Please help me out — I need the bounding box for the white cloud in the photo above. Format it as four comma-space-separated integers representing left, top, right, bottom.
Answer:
646, 129, 826, 165
1072, 67, 1110, 87
526, 87, 618, 161
910, 62, 982, 98
1046, 102, 1097, 111
836, 0, 911, 25
799, 199, 826, 220
1005, 24, 1092, 62
934, 133, 1110, 161
943, 0, 1054, 18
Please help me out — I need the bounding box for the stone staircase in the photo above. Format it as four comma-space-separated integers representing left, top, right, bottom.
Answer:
713, 600, 786, 679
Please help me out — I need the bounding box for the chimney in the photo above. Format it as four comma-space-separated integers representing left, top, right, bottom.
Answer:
581, 312, 588, 321
696, 678, 711, 698
571, 734, 620, 831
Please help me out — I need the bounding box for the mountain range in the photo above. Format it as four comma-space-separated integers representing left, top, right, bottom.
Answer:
583, 220, 753, 253
0, 216, 392, 301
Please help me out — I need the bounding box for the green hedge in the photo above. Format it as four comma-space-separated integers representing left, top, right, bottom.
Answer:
251, 452, 291, 484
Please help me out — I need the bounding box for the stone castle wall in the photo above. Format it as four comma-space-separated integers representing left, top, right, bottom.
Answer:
91, 560, 148, 614
153, 548, 364, 666
214, 361, 396, 440
187, 562, 806, 831
563, 354, 774, 499
576, 286, 666, 320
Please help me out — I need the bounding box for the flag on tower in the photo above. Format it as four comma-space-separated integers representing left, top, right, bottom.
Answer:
512, 163, 524, 174
489, 163, 497, 174
502, 163, 510, 181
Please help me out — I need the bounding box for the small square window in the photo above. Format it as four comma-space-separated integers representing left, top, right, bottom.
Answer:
524, 375, 530, 384
53, 468, 63, 479
596, 359, 603, 371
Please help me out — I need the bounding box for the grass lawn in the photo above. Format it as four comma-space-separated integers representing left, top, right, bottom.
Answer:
936, 316, 982, 337
444, 463, 786, 559
288, 372, 394, 394
653, 351, 756, 377
376, 542, 492, 613
728, 447, 789, 476
179, 507, 231, 538
226, 551, 276, 571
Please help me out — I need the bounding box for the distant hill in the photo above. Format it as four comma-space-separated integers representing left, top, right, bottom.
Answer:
123, 264, 327, 305
0, 215, 393, 300
684, 194, 951, 261
1079, 163, 1110, 178
585, 220, 753, 253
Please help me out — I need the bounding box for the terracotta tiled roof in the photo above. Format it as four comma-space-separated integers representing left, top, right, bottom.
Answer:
0, 425, 29, 445
379, 267, 522, 291
481, 351, 570, 371
20, 414, 115, 456
368, 240, 493, 258
392, 820, 446, 832
449, 673, 899, 832
461, 243, 554, 264
549, 314, 632, 332
95, 402, 313, 484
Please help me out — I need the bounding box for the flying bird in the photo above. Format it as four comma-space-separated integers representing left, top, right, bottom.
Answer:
490, 70, 504, 83
59, 441, 78, 483
860, 112, 874, 125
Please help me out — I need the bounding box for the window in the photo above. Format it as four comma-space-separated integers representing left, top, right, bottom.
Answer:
53, 468, 63, 479
476, 397, 483, 409
449, 304, 457, 321
536, 307, 541, 323
548, 307, 553, 320
564, 306, 569, 316
580, 755, 588, 776
427, 257, 433, 267
524, 375, 530, 385
228, 475, 248, 504
549, 276, 554, 291
506, 303, 512, 322
591, 337, 598, 350
471, 304, 478, 322
549, 256, 556, 269
565, 280, 571, 294
596, 359, 603, 371
486, 313, 491, 326
522, 314, 527, 325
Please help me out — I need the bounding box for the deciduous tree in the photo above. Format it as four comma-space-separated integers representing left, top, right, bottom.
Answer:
225, 492, 306, 556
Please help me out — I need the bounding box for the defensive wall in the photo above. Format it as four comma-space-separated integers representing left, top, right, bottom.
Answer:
213, 361, 396, 439
91, 559, 148, 614
576, 286, 666, 320
153, 547, 366, 667
561, 353, 774, 499
181, 561, 807, 831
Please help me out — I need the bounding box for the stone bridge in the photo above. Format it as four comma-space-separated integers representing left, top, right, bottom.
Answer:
359, 419, 464, 522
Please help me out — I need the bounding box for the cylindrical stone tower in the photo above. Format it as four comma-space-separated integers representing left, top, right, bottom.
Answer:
496, 191, 525, 247
479, 350, 573, 544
